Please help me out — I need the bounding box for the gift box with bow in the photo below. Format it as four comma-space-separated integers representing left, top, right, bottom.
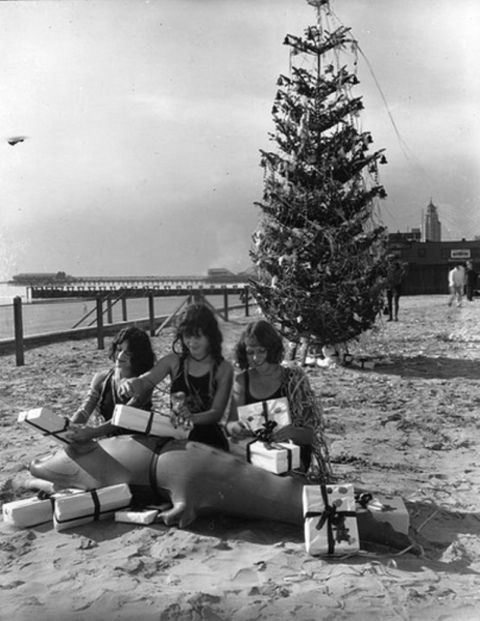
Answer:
303, 483, 360, 556
237, 397, 290, 434
18, 407, 72, 445
112, 405, 188, 440
246, 439, 301, 474
54, 483, 132, 531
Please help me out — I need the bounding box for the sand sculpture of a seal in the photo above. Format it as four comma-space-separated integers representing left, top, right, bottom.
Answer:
29, 435, 412, 550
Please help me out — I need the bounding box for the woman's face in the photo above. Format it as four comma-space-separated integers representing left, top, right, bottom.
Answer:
114, 341, 134, 377
245, 337, 268, 367
183, 329, 210, 360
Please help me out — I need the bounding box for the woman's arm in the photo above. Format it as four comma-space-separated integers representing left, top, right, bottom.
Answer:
225, 372, 253, 439
119, 353, 177, 400
188, 360, 234, 426
69, 371, 106, 424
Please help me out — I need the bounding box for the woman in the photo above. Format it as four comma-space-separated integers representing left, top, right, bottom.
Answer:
226, 320, 331, 479
120, 304, 233, 451
67, 326, 155, 444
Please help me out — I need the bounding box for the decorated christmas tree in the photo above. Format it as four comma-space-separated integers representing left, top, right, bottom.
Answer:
250, 0, 388, 351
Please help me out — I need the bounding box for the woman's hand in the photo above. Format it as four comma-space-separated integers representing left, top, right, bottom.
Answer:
66, 424, 97, 444
118, 377, 144, 399
271, 424, 313, 445
226, 421, 253, 441
170, 404, 193, 430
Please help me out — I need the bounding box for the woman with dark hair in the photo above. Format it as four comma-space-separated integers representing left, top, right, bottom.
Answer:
226, 320, 331, 478
67, 327, 155, 444
120, 304, 233, 451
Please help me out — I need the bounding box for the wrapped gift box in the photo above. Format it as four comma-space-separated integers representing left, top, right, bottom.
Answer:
18, 407, 72, 445
115, 509, 159, 525
112, 405, 188, 440
2, 489, 82, 528
246, 440, 300, 474
303, 483, 360, 556
54, 483, 132, 531
356, 493, 409, 535
3, 496, 55, 528
237, 397, 290, 434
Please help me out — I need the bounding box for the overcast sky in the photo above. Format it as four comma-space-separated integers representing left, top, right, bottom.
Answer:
1, 0, 479, 279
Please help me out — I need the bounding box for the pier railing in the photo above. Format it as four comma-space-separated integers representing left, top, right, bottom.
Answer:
2, 284, 253, 366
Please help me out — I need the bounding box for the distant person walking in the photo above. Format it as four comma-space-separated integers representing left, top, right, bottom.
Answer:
448, 263, 466, 307
465, 260, 477, 301
386, 261, 405, 322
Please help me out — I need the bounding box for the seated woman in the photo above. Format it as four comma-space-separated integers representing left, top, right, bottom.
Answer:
226, 320, 331, 480
67, 326, 155, 444
120, 304, 233, 452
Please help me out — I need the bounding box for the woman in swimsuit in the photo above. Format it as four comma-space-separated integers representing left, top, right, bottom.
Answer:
226, 320, 331, 477
67, 326, 155, 444
120, 304, 232, 451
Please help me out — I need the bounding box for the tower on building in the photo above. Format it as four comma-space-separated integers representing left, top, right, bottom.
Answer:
424, 199, 441, 241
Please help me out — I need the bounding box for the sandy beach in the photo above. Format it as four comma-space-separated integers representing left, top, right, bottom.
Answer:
1, 295, 480, 620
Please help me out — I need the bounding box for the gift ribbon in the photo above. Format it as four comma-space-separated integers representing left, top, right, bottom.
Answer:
304, 485, 356, 554
26, 416, 71, 444
144, 411, 154, 435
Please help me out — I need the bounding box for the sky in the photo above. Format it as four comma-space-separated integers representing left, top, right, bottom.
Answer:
1, 0, 479, 279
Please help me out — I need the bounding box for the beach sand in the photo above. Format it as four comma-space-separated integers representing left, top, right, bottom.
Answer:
1, 296, 480, 620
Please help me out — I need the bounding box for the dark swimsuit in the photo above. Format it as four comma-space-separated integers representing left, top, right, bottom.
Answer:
170, 357, 229, 452
98, 370, 152, 433
244, 370, 311, 471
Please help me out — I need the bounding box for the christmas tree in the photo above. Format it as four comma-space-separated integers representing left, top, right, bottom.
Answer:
250, 0, 388, 351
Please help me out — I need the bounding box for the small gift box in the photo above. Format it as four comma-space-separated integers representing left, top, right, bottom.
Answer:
2, 489, 82, 528
112, 405, 188, 440
237, 397, 290, 433
356, 493, 409, 535
18, 407, 72, 445
115, 509, 159, 525
53, 483, 132, 531
303, 483, 360, 556
246, 439, 300, 474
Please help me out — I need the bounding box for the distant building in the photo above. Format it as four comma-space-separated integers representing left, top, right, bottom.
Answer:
206, 268, 237, 281
386, 237, 480, 294
424, 199, 441, 241
10, 271, 72, 284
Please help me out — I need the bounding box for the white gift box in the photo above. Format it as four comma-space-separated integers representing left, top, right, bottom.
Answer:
2, 489, 82, 528
303, 483, 360, 556
54, 483, 132, 531
3, 496, 55, 528
112, 405, 188, 440
237, 397, 290, 434
356, 493, 409, 535
115, 509, 159, 525
246, 440, 300, 474
18, 407, 72, 445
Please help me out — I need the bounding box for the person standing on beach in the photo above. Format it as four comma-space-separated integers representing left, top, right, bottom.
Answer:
67, 327, 155, 444
385, 261, 405, 322
225, 320, 331, 479
120, 304, 233, 451
465, 260, 477, 301
448, 263, 466, 307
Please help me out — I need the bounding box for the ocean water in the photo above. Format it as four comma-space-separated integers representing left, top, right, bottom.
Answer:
0, 283, 242, 341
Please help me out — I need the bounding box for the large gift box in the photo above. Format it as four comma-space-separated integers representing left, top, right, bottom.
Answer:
246, 440, 300, 474
18, 407, 72, 445
356, 492, 409, 535
54, 483, 132, 531
112, 405, 188, 440
237, 397, 290, 434
303, 483, 360, 556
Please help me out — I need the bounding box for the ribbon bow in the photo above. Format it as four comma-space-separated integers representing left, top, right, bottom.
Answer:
253, 419, 278, 444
